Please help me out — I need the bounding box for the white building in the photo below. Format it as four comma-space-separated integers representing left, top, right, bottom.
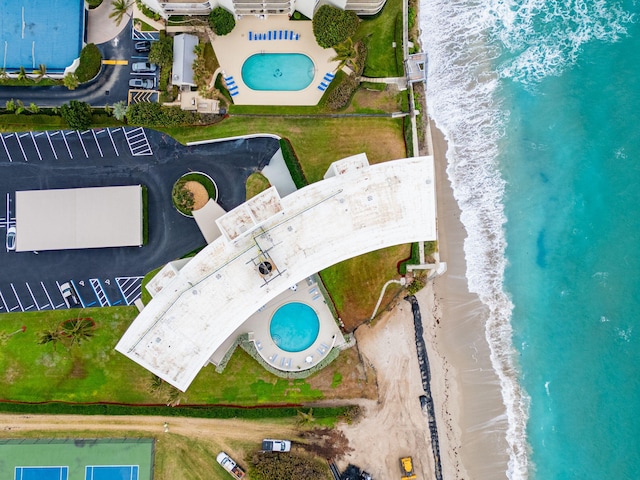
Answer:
172, 33, 199, 88
116, 154, 437, 391
139, 0, 386, 21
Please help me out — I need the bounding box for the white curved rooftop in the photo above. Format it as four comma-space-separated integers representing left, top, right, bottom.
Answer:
116, 155, 437, 391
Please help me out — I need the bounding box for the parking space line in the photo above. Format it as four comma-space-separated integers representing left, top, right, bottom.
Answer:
70, 280, 86, 308
55, 303, 65, 309
41, 282, 55, 310
45, 131, 58, 160
30, 132, 43, 161
10, 283, 24, 311
6, 193, 10, 229
91, 129, 104, 157
25, 282, 40, 311
15, 134, 28, 162
90, 279, 111, 306
0, 134, 12, 162
34, 132, 44, 137
0, 289, 8, 312
77, 131, 89, 158
107, 128, 119, 156
116, 276, 143, 305
60, 130, 73, 158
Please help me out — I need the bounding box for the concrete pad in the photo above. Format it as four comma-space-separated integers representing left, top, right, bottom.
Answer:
88, 2, 132, 45
212, 17, 340, 106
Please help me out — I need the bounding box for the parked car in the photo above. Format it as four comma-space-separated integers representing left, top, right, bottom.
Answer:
131, 62, 157, 73
261, 439, 291, 452
59, 282, 81, 308
129, 78, 155, 89
5, 226, 16, 251
134, 41, 151, 53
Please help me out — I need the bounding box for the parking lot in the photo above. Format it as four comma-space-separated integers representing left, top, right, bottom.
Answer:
128, 31, 160, 104
0, 128, 280, 313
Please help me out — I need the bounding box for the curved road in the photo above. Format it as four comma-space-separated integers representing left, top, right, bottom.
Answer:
0, 20, 135, 107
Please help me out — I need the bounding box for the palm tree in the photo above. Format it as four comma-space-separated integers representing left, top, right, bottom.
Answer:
34, 64, 47, 82
37, 328, 64, 350
109, 0, 133, 27
296, 408, 316, 426
17, 66, 27, 81
330, 38, 357, 71
61, 318, 96, 346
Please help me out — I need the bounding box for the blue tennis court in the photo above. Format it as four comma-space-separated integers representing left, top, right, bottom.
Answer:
15, 466, 69, 480
0, 0, 85, 72
85, 466, 139, 480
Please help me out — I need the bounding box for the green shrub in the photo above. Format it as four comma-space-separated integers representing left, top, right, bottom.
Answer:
75, 43, 102, 82
327, 75, 359, 110
279, 138, 308, 188
149, 35, 173, 69
312, 5, 359, 48
63, 73, 79, 90
60, 101, 92, 130
135, 0, 162, 21
395, 13, 405, 76
126, 102, 199, 126
208, 7, 235, 35
0, 401, 353, 420
251, 452, 329, 480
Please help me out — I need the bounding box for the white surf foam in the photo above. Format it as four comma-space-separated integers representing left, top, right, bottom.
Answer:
488, 0, 634, 83
418, 0, 530, 478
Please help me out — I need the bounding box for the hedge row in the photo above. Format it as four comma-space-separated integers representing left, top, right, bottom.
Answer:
0, 401, 353, 419
279, 138, 308, 188
395, 13, 405, 77
75, 44, 102, 83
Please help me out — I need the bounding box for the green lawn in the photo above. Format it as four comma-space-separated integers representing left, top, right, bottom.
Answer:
0, 307, 324, 405
355, 0, 403, 77
162, 116, 406, 182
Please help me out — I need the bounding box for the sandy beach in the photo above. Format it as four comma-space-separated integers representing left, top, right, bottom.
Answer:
427, 122, 511, 479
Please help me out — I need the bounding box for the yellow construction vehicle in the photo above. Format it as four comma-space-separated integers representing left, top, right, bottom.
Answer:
400, 456, 417, 480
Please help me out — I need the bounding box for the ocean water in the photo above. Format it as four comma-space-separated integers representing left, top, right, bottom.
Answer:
420, 0, 639, 478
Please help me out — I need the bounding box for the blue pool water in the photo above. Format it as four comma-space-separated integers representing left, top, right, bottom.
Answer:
420, 0, 639, 477
242, 53, 315, 91
270, 302, 320, 352
0, 0, 84, 72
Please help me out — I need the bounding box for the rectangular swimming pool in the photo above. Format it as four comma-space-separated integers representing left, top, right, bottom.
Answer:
0, 0, 85, 72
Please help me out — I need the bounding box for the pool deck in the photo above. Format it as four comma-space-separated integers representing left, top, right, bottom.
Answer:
208, 277, 344, 372
211, 17, 340, 106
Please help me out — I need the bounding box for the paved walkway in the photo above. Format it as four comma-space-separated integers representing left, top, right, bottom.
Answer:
87, 1, 132, 45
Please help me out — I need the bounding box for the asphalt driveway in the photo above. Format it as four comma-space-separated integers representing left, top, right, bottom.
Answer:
0, 128, 280, 313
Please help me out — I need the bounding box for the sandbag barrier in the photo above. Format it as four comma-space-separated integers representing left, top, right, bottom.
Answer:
405, 295, 443, 480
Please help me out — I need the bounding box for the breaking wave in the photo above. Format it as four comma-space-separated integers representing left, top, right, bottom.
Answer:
419, 0, 634, 478
419, 0, 529, 477
488, 0, 635, 83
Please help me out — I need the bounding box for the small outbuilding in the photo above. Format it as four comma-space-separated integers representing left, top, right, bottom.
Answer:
15, 185, 144, 252
172, 33, 199, 88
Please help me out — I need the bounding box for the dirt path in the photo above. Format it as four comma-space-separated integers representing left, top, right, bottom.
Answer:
337, 288, 435, 479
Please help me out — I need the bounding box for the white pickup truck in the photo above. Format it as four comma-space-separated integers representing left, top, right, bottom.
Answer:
261, 438, 292, 452
216, 452, 245, 479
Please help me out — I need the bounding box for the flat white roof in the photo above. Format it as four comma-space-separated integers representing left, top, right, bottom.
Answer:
16, 185, 143, 252
116, 156, 436, 391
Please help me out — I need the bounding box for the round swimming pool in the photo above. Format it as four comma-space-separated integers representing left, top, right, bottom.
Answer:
270, 302, 320, 352
242, 53, 315, 91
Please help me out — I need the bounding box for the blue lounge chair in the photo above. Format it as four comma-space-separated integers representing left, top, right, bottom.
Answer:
317, 85, 326, 91
325, 72, 335, 80
295, 33, 299, 40
268, 31, 272, 40
229, 85, 238, 92
290, 31, 294, 40
284, 31, 288, 40
249, 32, 253, 40
227, 79, 236, 86
230, 91, 239, 97
279, 30, 283, 40
320, 82, 328, 89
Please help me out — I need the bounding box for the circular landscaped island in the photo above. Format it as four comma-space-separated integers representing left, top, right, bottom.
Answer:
172, 172, 218, 217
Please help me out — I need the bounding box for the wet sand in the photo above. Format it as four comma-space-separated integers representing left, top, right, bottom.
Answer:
425, 120, 511, 479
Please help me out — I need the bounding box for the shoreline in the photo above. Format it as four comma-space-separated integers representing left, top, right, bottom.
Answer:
422, 120, 511, 479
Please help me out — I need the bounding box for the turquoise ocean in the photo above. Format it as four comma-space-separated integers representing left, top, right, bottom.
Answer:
420, 0, 639, 478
